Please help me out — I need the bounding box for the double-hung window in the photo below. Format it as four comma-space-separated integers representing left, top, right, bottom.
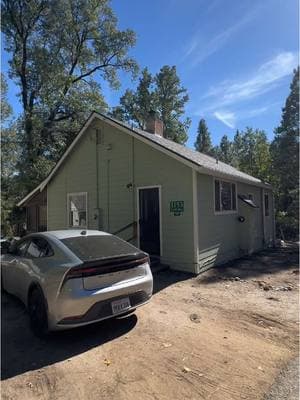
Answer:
214, 179, 237, 213
68, 192, 87, 228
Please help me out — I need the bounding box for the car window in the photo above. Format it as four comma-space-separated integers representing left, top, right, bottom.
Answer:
15, 239, 30, 257
61, 235, 142, 261
26, 237, 54, 258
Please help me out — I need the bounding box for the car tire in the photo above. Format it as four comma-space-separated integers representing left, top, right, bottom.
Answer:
28, 287, 49, 338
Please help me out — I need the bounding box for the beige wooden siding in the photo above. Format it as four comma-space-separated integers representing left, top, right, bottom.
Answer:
47, 120, 195, 272
133, 138, 194, 271
48, 126, 98, 230
196, 174, 268, 272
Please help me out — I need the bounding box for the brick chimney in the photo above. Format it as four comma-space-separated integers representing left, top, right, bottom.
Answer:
145, 110, 164, 136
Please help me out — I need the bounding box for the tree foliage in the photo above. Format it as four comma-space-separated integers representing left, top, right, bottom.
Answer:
194, 119, 213, 155
111, 65, 190, 144
112, 68, 155, 129
217, 134, 233, 164
1, 73, 23, 235
271, 67, 299, 238
2, 0, 138, 189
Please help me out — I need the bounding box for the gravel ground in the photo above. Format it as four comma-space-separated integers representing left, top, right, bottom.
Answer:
264, 358, 299, 400
2, 246, 299, 400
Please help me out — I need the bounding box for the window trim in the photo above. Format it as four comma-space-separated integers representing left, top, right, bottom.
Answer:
213, 178, 238, 215
67, 192, 88, 229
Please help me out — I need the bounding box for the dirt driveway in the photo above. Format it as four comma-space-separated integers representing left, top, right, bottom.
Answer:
1, 245, 299, 400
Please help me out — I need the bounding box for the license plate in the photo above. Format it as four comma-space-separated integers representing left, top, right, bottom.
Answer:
111, 297, 131, 315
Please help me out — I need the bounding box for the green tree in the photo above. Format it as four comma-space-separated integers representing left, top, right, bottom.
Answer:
111, 68, 155, 128
1, 73, 23, 235
233, 127, 271, 181
232, 130, 243, 168
2, 0, 138, 190
194, 119, 213, 155
271, 67, 299, 238
154, 66, 190, 144
218, 134, 233, 164
112, 65, 190, 144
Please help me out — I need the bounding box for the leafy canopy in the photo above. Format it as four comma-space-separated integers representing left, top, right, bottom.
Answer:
112, 66, 190, 144
2, 0, 138, 188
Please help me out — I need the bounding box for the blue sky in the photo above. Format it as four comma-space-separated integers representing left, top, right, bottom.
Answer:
2, 0, 299, 148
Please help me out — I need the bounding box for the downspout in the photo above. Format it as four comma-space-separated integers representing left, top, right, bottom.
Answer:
272, 192, 276, 245
95, 129, 101, 230
107, 159, 111, 232
261, 188, 266, 247
132, 137, 137, 240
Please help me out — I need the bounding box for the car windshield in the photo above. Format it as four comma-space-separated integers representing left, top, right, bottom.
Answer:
60, 235, 142, 261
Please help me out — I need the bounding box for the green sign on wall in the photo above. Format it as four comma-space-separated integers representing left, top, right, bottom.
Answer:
170, 200, 184, 216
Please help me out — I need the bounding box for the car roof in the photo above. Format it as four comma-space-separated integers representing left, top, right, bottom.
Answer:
39, 230, 111, 240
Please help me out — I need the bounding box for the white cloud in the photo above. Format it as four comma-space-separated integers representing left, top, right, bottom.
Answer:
200, 52, 298, 112
183, 7, 258, 66
240, 106, 269, 118
212, 103, 277, 128
214, 111, 236, 128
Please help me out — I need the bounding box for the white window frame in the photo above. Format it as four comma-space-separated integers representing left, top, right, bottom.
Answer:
67, 192, 88, 228
213, 178, 237, 215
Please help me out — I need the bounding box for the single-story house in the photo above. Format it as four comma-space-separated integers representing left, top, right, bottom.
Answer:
18, 111, 275, 273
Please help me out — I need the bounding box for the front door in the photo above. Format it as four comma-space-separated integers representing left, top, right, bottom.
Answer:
138, 187, 161, 256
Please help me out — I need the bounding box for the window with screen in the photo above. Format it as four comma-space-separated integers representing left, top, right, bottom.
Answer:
68, 192, 87, 228
214, 179, 237, 213
264, 194, 269, 216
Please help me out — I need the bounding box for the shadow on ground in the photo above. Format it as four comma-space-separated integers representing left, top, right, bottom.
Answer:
1, 293, 137, 380
152, 269, 193, 295
198, 244, 299, 285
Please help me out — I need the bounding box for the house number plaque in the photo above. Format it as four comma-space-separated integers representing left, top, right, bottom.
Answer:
170, 200, 184, 216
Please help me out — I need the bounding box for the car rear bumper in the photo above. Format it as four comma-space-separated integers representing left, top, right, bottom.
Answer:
48, 268, 153, 330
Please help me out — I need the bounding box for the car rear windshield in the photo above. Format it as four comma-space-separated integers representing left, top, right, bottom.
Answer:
61, 235, 142, 261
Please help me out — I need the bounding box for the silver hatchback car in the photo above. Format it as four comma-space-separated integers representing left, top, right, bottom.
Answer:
1, 230, 153, 336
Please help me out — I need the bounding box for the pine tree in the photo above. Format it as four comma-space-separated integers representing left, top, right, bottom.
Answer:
154, 66, 190, 144
232, 130, 243, 168
219, 135, 233, 164
194, 119, 213, 155
111, 68, 155, 129
112, 65, 190, 144
271, 67, 299, 238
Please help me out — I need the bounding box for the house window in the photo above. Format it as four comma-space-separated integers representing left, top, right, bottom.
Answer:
68, 192, 87, 228
264, 194, 269, 216
214, 179, 237, 213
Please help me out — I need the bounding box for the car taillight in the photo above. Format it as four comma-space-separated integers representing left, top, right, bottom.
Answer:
65, 256, 149, 281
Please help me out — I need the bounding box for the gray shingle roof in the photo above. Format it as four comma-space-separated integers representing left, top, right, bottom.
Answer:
104, 113, 269, 187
